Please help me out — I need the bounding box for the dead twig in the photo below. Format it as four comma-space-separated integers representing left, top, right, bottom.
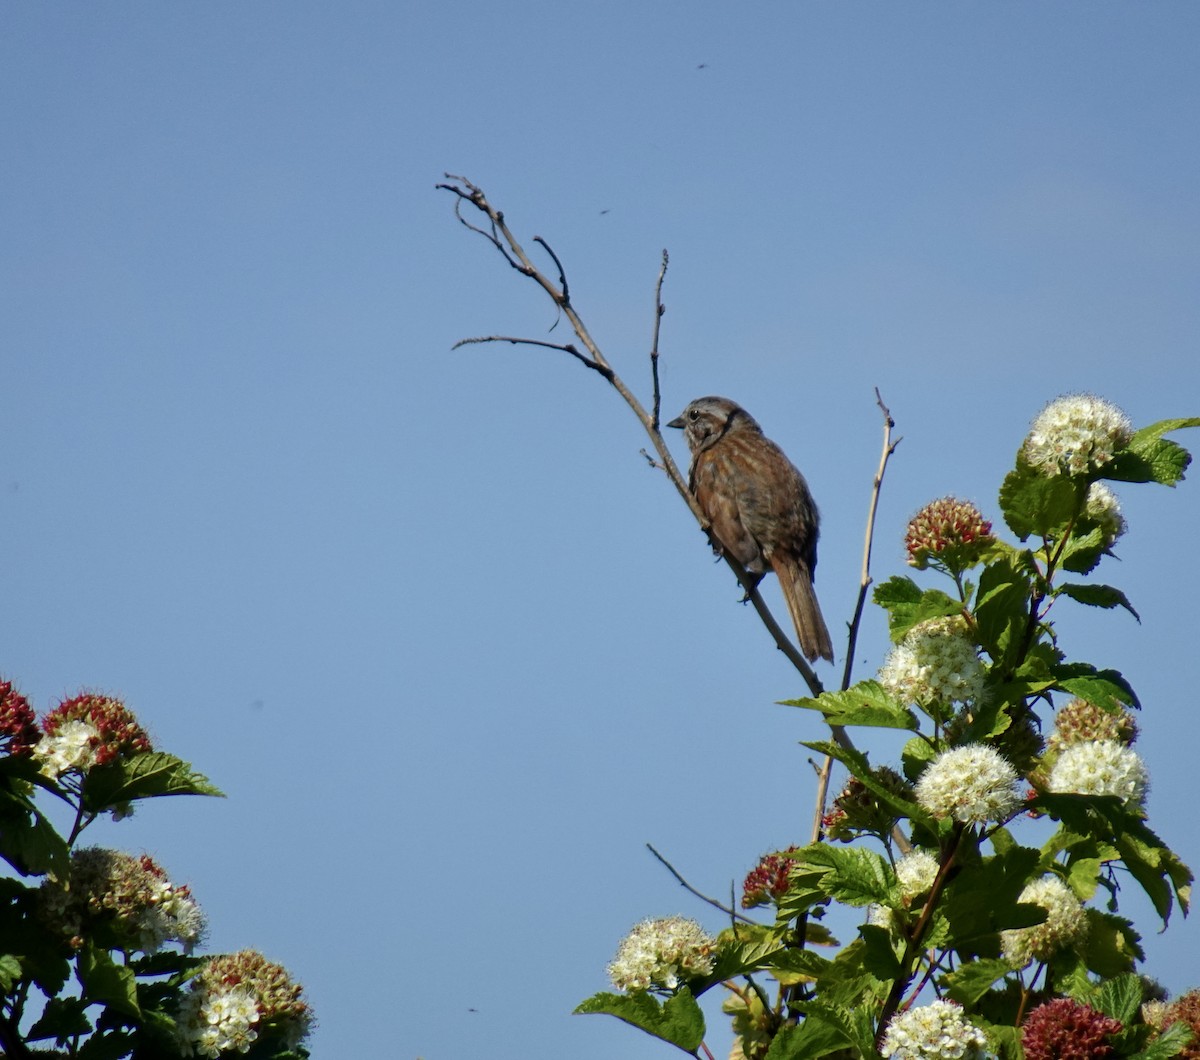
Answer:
646, 843, 758, 925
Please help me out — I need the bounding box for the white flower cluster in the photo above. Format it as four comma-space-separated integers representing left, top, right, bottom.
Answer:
1047, 740, 1148, 806
896, 850, 940, 899
1022, 394, 1133, 477
607, 915, 716, 992
882, 999, 990, 1059
879, 617, 985, 710
1084, 482, 1127, 546
915, 745, 1022, 825
32, 718, 99, 777
868, 849, 944, 933
1001, 875, 1088, 966
177, 983, 260, 1058
138, 877, 205, 954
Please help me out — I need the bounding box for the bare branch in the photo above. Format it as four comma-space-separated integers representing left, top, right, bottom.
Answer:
809, 390, 906, 847
841, 388, 902, 691
646, 843, 758, 925
451, 335, 613, 379
650, 249, 669, 430
533, 236, 569, 306
438, 176, 874, 708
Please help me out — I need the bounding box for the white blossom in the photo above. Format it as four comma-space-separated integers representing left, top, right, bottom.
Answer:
879, 617, 985, 710
607, 916, 716, 992
1001, 875, 1088, 966
1084, 482, 1127, 546
1047, 739, 1148, 806
915, 745, 1022, 825
1022, 394, 1133, 477
32, 718, 99, 777
882, 999, 990, 1059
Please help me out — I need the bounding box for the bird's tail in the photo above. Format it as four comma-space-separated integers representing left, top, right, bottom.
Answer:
772, 554, 834, 663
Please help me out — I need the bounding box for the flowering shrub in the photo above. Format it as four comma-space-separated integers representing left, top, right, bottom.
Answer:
0, 686, 313, 1057
576, 398, 1200, 1059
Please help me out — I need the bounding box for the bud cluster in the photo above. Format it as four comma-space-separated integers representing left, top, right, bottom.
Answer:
1020, 997, 1122, 1060
39, 847, 205, 954
176, 949, 313, 1058
742, 847, 800, 908
34, 694, 152, 778
0, 680, 39, 756
905, 497, 994, 571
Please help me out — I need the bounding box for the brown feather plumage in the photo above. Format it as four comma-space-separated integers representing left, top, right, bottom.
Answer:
668, 396, 834, 663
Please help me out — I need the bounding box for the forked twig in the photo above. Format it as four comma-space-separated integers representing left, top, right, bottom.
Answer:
440, 177, 903, 858
646, 843, 757, 925
809, 390, 905, 846
650, 249, 668, 430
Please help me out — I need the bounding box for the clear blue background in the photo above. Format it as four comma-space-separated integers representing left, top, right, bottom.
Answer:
3, 4, 1198, 1058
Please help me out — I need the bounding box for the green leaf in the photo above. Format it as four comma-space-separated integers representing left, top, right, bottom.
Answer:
781, 681, 918, 731
940, 958, 1014, 1006
574, 988, 704, 1053
797, 845, 898, 908
78, 943, 140, 1018
1056, 583, 1140, 621
28, 996, 92, 1042
81, 752, 224, 813
1093, 972, 1144, 1023
803, 740, 932, 830
1126, 1020, 1195, 1059
0, 786, 70, 879
1104, 419, 1200, 486
0, 953, 20, 992
873, 577, 960, 642
1034, 794, 1191, 925
941, 845, 1043, 955
1052, 662, 1140, 710
857, 924, 902, 980
768, 947, 834, 985
707, 925, 789, 982
974, 555, 1033, 668
999, 463, 1085, 540
766, 1000, 876, 1060
79, 1028, 135, 1060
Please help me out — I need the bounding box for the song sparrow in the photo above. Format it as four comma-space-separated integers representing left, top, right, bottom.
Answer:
668, 396, 834, 662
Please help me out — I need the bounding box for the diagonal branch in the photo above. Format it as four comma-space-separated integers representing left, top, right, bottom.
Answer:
437, 175, 887, 711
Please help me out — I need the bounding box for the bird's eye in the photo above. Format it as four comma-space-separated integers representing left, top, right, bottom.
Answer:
688, 408, 700, 421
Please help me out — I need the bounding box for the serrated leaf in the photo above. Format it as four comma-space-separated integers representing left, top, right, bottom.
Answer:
1105, 427, 1195, 486
873, 577, 961, 643
768, 948, 833, 986
1093, 972, 1144, 1023
574, 988, 704, 1052
1053, 662, 1140, 710
81, 752, 224, 813
0, 790, 70, 879
1034, 794, 1191, 926
974, 556, 1032, 668
1056, 583, 1140, 621
798, 844, 898, 908
1127, 1019, 1195, 1059
766, 1000, 870, 1059
0, 953, 20, 992
28, 996, 92, 1042
78, 944, 140, 1018
781, 681, 918, 731
999, 464, 1085, 540
803, 740, 932, 830
858, 924, 902, 980
940, 957, 1014, 1005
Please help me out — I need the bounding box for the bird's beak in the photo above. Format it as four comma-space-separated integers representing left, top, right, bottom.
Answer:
666, 415, 685, 429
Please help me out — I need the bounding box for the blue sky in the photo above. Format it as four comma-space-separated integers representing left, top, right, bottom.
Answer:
3, 4, 1199, 1058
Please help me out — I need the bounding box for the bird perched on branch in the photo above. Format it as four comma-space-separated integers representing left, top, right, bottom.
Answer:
668, 396, 834, 663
